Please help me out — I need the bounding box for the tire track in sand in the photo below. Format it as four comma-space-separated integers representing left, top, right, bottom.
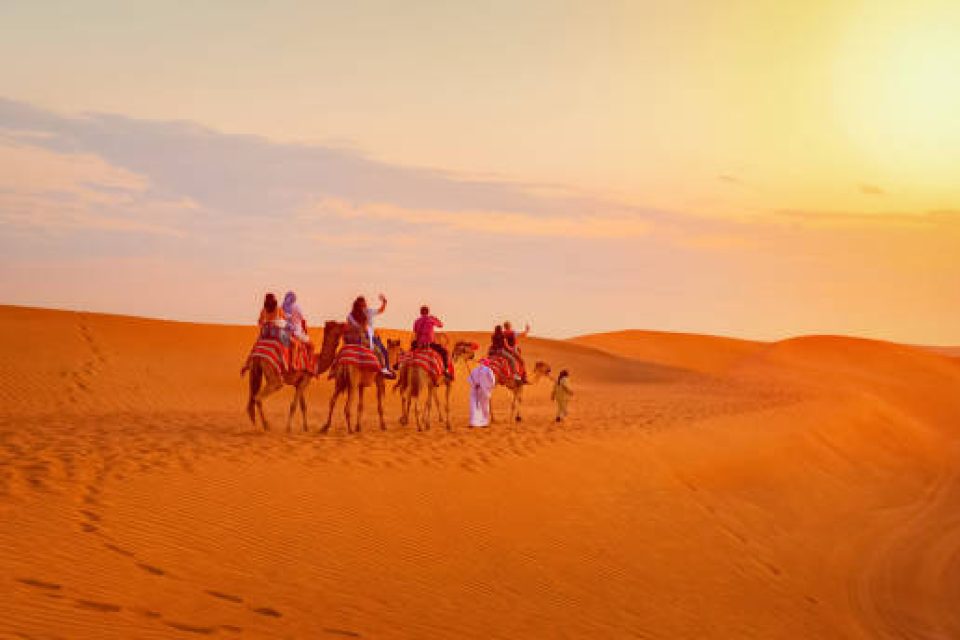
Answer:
851, 444, 960, 639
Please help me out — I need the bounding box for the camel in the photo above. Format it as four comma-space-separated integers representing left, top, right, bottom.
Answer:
491, 359, 552, 423
320, 330, 402, 434
244, 320, 341, 432
396, 339, 477, 430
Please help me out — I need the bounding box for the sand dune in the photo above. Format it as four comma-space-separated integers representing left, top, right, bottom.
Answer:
570, 329, 765, 374
2, 306, 960, 638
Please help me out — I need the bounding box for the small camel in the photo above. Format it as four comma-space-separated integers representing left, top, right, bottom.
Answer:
244, 320, 340, 432
491, 360, 552, 423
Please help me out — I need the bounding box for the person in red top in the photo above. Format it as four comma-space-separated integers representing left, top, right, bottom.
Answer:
503, 321, 530, 383
413, 306, 450, 378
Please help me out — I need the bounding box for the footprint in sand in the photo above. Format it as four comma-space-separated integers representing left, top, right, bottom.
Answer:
205, 589, 243, 604
136, 562, 166, 576
104, 542, 135, 557
165, 620, 216, 635
323, 628, 362, 637
75, 599, 122, 613
252, 606, 282, 618
17, 577, 62, 591
80, 509, 101, 522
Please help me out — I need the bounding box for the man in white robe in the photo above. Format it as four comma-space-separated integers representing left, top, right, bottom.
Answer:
468, 363, 496, 427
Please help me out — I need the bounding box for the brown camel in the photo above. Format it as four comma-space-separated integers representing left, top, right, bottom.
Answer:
396, 339, 477, 430
320, 332, 402, 434
244, 320, 341, 432
493, 360, 552, 423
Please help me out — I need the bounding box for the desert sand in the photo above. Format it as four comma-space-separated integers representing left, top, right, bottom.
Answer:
2, 304, 960, 638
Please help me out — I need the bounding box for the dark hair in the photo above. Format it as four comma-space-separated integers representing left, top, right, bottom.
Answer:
350, 296, 366, 325
263, 293, 277, 313
493, 325, 503, 336
558, 370, 569, 380
420, 305, 429, 316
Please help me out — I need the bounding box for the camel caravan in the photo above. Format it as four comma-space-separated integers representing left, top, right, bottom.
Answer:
242, 292, 552, 433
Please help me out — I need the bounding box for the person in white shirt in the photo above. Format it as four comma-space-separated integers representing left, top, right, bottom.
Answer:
346, 294, 394, 378
468, 362, 496, 427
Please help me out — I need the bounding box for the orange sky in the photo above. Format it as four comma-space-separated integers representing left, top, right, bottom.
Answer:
1, 1, 958, 342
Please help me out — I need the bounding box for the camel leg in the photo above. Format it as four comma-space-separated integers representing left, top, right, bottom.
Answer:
399, 381, 409, 426
254, 370, 284, 431
424, 386, 433, 431
298, 378, 310, 432
246, 363, 263, 425
429, 383, 442, 427
345, 383, 354, 434
514, 386, 523, 423
355, 383, 364, 433
321, 379, 340, 434
413, 392, 422, 432
444, 382, 452, 430
376, 378, 386, 431
286, 379, 299, 433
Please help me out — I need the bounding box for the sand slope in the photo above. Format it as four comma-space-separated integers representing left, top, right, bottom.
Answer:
570, 329, 765, 374
2, 306, 960, 638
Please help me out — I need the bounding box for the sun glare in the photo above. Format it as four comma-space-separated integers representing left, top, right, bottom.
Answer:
837, 3, 960, 184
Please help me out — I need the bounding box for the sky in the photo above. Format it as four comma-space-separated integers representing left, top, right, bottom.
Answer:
1, 0, 959, 342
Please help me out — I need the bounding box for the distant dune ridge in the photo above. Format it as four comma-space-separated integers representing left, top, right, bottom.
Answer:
2, 305, 960, 638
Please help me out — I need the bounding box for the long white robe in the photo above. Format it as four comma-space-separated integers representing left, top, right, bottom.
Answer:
468, 364, 496, 427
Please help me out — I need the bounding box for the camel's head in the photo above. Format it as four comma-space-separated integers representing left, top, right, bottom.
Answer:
323, 320, 345, 342
386, 338, 404, 368
532, 361, 551, 380
452, 341, 479, 363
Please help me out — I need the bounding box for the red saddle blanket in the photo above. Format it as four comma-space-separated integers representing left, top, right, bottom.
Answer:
330, 344, 381, 376
400, 348, 444, 385
245, 337, 287, 377
245, 337, 315, 377
480, 355, 515, 385
288, 340, 315, 373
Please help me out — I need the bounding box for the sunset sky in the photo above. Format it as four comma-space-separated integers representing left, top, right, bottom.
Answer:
2, 1, 959, 342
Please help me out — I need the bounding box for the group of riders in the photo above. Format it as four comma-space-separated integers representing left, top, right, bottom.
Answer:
256, 291, 531, 383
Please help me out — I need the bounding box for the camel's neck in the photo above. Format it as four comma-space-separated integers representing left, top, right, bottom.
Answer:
315, 324, 342, 374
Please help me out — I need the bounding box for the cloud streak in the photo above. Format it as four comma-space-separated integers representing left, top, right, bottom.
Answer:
0, 97, 658, 232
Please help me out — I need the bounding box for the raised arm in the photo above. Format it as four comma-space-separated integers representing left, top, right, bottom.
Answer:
521, 323, 531, 338
377, 293, 387, 314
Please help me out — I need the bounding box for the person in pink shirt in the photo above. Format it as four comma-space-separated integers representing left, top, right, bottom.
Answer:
413, 305, 450, 378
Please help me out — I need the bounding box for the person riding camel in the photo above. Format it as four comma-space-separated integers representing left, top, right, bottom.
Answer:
257, 292, 286, 342
503, 321, 530, 383
488, 324, 521, 382
282, 291, 310, 343
346, 294, 395, 379
282, 290, 315, 364
413, 305, 450, 379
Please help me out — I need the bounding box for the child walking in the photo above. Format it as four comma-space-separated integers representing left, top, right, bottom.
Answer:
552, 370, 573, 422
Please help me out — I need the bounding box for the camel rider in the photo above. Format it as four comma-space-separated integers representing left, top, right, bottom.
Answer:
488, 325, 521, 382
282, 291, 310, 343
413, 305, 450, 379
281, 290, 314, 367
347, 294, 395, 379
258, 292, 286, 342
503, 321, 530, 383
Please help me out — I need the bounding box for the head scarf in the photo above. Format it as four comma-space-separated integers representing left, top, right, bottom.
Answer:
282, 291, 301, 320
